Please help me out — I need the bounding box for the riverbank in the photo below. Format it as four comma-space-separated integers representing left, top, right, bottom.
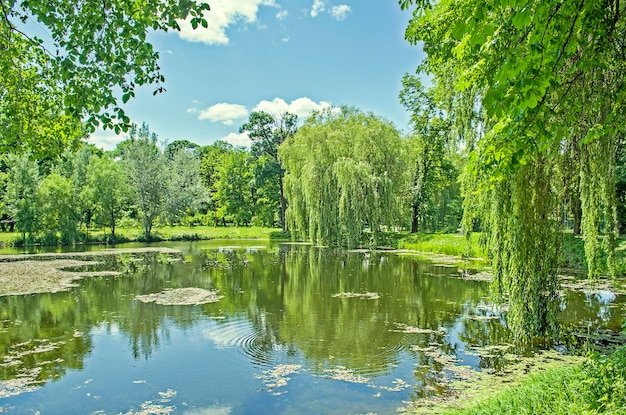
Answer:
410, 345, 626, 415
0, 226, 287, 248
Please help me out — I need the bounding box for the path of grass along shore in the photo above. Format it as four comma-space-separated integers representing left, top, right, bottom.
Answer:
396, 232, 487, 258
0, 226, 287, 247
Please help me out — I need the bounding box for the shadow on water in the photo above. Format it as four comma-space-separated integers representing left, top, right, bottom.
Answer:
0, 242, 624, 414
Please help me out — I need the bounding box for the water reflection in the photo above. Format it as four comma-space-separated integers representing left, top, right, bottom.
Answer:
0, 242, 624, 414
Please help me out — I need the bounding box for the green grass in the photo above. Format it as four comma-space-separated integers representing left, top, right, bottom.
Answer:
446, 365, 590, 415
436, 349, 626, 415
408, 346, 626, 415
396, 232, 487, 258
0, 226, 287, 247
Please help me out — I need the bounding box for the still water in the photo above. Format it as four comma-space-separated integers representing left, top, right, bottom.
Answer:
0, 241, 624, 414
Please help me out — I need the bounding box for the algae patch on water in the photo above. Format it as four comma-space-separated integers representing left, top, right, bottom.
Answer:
0, 248, 183, 297
114, 388, 177, 415
0, 259, 117, 296
332, 292, 380, 300
134, 288, 223, 305
257, 364, 302, 395
324, 365, 370, 384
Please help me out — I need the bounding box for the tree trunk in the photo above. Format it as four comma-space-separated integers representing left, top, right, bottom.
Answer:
279, 174, 287, 233
411, 203, 420, 233
572, 197, 582, 235
110, 211, 116, 244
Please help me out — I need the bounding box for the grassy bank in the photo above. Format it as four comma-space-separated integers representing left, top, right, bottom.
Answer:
396, 232, 487, 258
423, 346, 626, 415
0, 226, 287, 247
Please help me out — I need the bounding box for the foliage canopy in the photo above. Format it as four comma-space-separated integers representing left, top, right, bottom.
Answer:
402, 0, 626, 340
280, 108, 408, 248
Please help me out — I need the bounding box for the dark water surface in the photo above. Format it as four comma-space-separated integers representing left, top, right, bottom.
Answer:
0, 241, 624, 414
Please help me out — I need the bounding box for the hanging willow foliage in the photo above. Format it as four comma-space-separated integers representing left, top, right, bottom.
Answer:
279, 108, 408, 248
404, 0, 626, 341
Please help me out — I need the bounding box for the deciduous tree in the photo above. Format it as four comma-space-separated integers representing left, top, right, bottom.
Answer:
280, 108, 408, 248
240, 111, 298, 232
401, 0, 626, 340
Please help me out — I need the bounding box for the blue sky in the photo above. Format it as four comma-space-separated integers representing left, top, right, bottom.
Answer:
89, 0, 424, 150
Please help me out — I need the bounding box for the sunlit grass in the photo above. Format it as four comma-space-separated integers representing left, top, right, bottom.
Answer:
434, 348, 626, 415
0, 226, 287, 247
443, 365, 589, 415
396, 232, 487, 258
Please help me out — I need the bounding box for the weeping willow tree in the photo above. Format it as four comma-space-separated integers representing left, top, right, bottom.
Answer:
402, 0, 626, 341
279, 108, 408, 248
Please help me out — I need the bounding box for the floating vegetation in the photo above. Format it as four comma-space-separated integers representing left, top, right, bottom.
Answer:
0, 259, 116, 296
0, 339, 68, 398
467, 315, 502, 321
119, 388, 177, 415
0, 248, 183, 297
134, 288, 223, 306
458, 270, 492, 282
332, 292, 380, 300
324, 366, 369, 384
0, 369, 41, 398
464, 344, 513, 357
245, 246, 266, 253
378, 378, 411, 392
257, 364, 302, 395
391, 323, 444, 335
156, 252, 182, 265
158, 389, 177, 401
560, 275, 626, 295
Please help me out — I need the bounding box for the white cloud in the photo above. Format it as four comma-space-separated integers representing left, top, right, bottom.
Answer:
276, 10, 288, 20
253, 97, 332, 119
281, 36, 290, 43
330, 5, 351, 21
178, 0, 276, 45
310, 0, 325, 17
88, 129, 124, 151
198, 103, 249, 125
186, 107, 199, 114
222, 132, 252, 147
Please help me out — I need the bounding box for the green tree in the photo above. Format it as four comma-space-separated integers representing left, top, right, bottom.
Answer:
54, 144, 103, 231
163, 148, 208, 225
215, 148, 253, 227
251, 154, 282, 227
164, 139, 200, 161
240, 111, 298, 232
38, 173, 80, 244
279, 107, 408, 248
1, 0, 210, 134
199, 141, 233, 225
0, 34, 85, 162
401, 0, 626, 340
3, 153, 40, 243
85, 155, 128, 243
121, 124, 166, 239
400, 73, 462, 233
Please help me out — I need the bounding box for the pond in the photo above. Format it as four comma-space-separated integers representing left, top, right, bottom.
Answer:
0, 241, 624, 414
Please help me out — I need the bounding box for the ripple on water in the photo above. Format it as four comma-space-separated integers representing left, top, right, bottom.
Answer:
202, 317, 285, 369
